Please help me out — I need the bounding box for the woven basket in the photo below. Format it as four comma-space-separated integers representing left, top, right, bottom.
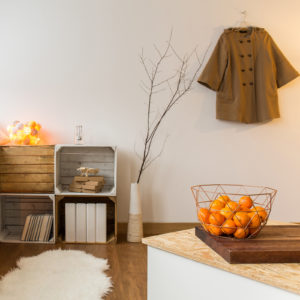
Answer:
191, 184, 277, 239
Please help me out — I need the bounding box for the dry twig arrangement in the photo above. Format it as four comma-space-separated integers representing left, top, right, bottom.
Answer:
136, 31, 208, 183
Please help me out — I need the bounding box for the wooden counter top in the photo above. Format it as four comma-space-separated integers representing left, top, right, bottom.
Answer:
142, 221, 300, 296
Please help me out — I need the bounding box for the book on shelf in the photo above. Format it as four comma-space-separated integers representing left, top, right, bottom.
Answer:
64, 202, 107, 243
96, 203, 107, 243
68, 176, 105, 193
76, 203, 87, 242
21, 214, 53, 242
87, 203, 96, 243
65, 203, 76, 242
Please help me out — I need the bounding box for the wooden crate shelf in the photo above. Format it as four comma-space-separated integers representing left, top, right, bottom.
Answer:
0, 144, 118, 245
55, 145, 117, 196
55, 195, 117, 244
0, 145, 54, 193
0, 194, 55, 244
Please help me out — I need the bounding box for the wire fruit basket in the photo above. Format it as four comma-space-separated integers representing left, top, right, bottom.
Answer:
191, 184, 277, 239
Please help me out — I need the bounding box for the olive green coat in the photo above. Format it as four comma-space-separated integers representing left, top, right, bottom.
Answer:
198, 27, 299, 123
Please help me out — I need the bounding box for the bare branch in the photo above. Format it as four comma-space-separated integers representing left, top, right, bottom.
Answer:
144, 135, 169, 169
136, 31, 209, 183
140, 55, 152, 81
139, 83, 149, 94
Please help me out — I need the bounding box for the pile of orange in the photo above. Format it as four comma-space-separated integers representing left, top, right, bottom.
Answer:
197, 195, 268, 239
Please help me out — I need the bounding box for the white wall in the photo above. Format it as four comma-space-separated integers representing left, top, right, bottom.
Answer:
0, 0, 299, 222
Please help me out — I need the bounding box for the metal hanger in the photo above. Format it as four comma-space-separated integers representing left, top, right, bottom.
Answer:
237, 10, 249, 28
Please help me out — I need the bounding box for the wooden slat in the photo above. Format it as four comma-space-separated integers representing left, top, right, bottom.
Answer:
4, 202, 52, 211
0, 146, 54, 156
4, 197, 52, 203
60, 146, 114, 154
0, 156, 54, 165
0, 183, 54, 193
60, 153, 114, 163
60, 161, 114, 170
5, 225, 23, 234
0, 164, 54, 174
0, 174, 54, 183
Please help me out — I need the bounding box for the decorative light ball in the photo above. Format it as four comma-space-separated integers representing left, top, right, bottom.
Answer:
23, 137, 30, 145
16, 122, 24, 130
7, 120, 42, 145
31, 129, 38, 136
12, 127, 18, 134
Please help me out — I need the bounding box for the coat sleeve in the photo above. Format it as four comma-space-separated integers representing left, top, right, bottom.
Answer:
270, 36, 299, 88
197, 34, 228, 91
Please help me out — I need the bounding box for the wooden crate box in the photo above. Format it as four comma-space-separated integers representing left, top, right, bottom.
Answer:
55, 145, 117, 196
0, 145, 54, 193
56, 196, 117, 244
0, 194, 55, 243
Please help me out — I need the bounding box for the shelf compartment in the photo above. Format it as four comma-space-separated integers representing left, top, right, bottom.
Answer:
55, 145, 117, 196
0, 194, 55, 244
0, 145, 55, 193
56, 195, 117, 244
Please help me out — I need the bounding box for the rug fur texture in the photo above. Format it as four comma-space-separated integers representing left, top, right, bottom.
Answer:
0, 249, 112, 300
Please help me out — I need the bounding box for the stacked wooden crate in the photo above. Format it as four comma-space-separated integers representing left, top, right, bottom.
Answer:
0, 144, 117, 244
0, 146, 54, 193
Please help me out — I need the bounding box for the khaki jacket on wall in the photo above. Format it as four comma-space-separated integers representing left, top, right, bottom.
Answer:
198, 27, 299, 123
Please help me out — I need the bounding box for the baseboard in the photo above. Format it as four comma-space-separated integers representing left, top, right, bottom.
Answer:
118, 223, 198, 236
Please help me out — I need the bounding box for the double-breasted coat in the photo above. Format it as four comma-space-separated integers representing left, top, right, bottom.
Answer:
198, 27, 299, 123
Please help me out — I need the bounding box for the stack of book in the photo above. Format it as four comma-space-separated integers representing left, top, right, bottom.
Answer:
21, 214, 53, 242
68, 176, 105, 193
65, 203, 107, 243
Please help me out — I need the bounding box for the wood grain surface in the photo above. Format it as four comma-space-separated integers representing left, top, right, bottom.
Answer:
0, 145, 54, 193
143, 221, 300, 296
195, 225, 300, 263
0, 235, 147, 300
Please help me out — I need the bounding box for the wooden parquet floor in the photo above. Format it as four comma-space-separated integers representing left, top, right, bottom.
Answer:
0, 235, 147, 300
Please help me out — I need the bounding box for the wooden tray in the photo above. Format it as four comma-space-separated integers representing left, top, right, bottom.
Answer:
195, 225, 300, 264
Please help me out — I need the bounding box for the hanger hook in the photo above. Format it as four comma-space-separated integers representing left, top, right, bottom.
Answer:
241, 10, 247, 22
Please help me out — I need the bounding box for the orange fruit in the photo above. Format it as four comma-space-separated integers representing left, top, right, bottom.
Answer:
233, 212, 250, 227
234, 227, 249, 239
239, 207, 251, 213
200, 223, 209, 232
209, 200, 225, 212
251, 206, 268, 221
217, 195, 231, 205
239, 196, 253, 209
249, 227, 261, 236
209, 212, 225, 226
225, 201, 239, 213
221, 219, 236, 235
197, 208, 210, 224
220, 207, 234, 219
207, 224, 222, 236
248, 213, 261, 228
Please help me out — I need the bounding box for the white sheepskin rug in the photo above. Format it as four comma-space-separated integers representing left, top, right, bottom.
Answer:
0, 249, 112, 300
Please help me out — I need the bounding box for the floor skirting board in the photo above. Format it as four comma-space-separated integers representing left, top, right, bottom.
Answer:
118, 223, 198, 236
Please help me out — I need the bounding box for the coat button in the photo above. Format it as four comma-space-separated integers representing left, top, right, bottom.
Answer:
247, 40, 251, 43
241, 69, 245, 72
249, 68, 253, 71
240, 54, 244, 58
249, 82, 254, 85
242, 83, 246, 86
248, 54, 252, 57
240, 40, 243, 43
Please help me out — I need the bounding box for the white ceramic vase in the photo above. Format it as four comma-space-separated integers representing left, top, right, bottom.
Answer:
127, 183, 143, 242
